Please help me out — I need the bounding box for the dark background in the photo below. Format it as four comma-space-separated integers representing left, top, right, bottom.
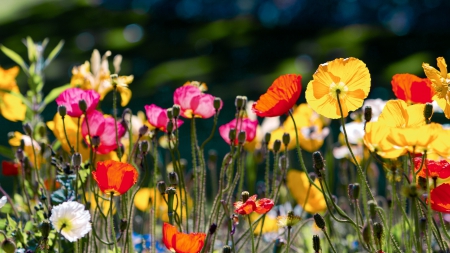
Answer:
1, 0, 449, 189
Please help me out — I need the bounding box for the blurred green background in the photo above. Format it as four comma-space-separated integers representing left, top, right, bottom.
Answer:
1, 0, 449, 188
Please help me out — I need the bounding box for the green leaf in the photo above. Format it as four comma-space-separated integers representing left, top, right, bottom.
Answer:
39, 84, 70, 113
0, 45, 29, 75
44, 40, 64, 67
26, 36, 37, 62
0, 88, 32, 109
0, 145, 14, 159
50, 189, 68, 205
6, 214, 17, 230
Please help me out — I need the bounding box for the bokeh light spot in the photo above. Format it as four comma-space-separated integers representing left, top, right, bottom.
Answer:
75, 32, 95, 51
123, 24, 143, 43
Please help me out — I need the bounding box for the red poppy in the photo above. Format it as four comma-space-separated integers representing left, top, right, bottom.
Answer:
413, 157, 450, 179
2, 161, 19, 176
391, 74, 433, 104
92, 160, 138, 196
430, 183, 450, 213
234, 195, 274, 215
252, 74, 302, 117
163, 222, 206, 253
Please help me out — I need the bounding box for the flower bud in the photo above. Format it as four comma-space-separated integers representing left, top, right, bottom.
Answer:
72, 153, 82, 169
273, 140, 281, 153
1, 238, 16, 253
222, 246, 231, 253
313, 213, 326, 230
241, 191, 250, 202
279, 155, 288, 171
237, 131, 246, 145
282, 133, 290, 147
16, 149, 25, 161
364, 106, 372, 122
139, 140, 150, 155
168, 172, 179, 186
58, 105, 67, 117
362, 224, 371, 245
23, 123, 33, 136
157, 181, 167, 194
424, 103, 433, 123
312, 151, 325, 178
167, 108, 174, 120
214, 97, 222, 111
78, 99, 87, 112
120, 218, 128, 232
209, 223, 217, 234
368, 200, 377, 220
264, 132, 271, 145
92, 136, 101, 147
348, 183, 360, 200
373, 222, 384, 241
228, 129, 236, 143
172, 105, 181, 118
235, 96, 247, 111
40, 221, 51, 239
139, 125, 149, 136
312, 235, 321, 252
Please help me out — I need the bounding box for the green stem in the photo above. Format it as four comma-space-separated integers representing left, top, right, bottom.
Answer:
285, 227, 291, 253
112, 86, 122, 161
62, 116, 75, 154
110, 193, 119, 252
247, 215, 255, 253
322, 229, 337, 253
191, 118, 199, 231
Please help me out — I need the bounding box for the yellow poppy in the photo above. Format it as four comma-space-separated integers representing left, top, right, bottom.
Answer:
250, 213, 278, 235
386, 123, 442, 154
364, 122, 406, 159
8, 132, 42, 167
85, 192, 116, 214
134, 187, 192, 222
286, 170, 326, 213
0, 66, 26, 122
377, 100, 425, 128
70, 50, 134, 106
429, 129, 450, 158
422, 57, 450, 118
305, 58, 371, 119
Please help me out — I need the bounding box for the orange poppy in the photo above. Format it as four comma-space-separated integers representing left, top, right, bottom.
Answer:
92, 160, 138, 196
234, 195, 274, 215
414, 157, 450, 179
162, 222, 206, 253
2, 161, 19, 176
305, 57, 371, 119
391, 74, 433, 104
252, 74, 302, 117
430, 183, 450, 213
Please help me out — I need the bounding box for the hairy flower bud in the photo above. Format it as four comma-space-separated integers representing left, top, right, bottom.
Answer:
78, 99, 87, 112
238, 131, 246, 145
23, 123, 32, 136
40, 221, 51, 239
167, 108, 174, 120
58, 105, 67, 117
214, 97, 222, 111
157, 181, 167, 194
172, 105, 181, 118
362, 223, 371, 245
364, 106, 372, 122
273, 140, 281, 153
166, 120, 174, 133
139, 140, 150, 155
424, 103, 433, 123
168, 172, 179, 186
348, 183, 360, 200
282, 133, 290, 147
264, 132, 271, 145
312, 235, 321, 253
241, 191, 250, 202
222, 246, 231, 253
209, 223, 217, 235
235, 96, 247, 111
228, 129, 236, 143
313, 213, 326, 230
312, 151, 325, 178
368, 200, 377, 220
72, 153, 82, 169
279, 155, 288, 171
373, 222, 384, 242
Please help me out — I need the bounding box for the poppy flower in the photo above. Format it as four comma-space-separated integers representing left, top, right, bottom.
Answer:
162, 222, 206, 253
2, 161, 19, 176
391, 74, 433, 104
413, 157, 450, 179
0, 66, 26, 122
8, 131, 42, 167
305, 57, 371, 119
252, 74, 302, 117
386, 123, 442, 154
286, 170, 326, 213
70, 49, 134, 106
363, 122, 405, 159
430, 183, 450, 213
56, 87, 100, 117
219, 118, 258, 145
144, 104, 184, 133
81, 110, 126, 154
234, 195, 274, 215
92, 160, 138, 196
377, 100, 425, 128
173, 84, 222, 119
422, 57, 450, 118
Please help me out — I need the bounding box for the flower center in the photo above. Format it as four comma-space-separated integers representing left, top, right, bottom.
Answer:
56, 217, 73, 232
329, 82, 348, 99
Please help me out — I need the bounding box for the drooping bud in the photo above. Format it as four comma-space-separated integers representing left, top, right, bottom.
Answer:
362, 223, 371, 245
282, 133, 290, 147
167, 108, 174, 120
312, 151, 325, 178
139, 140, 150, 155
172, 105, 181, 118
348, 183, 360, 200
241, 191, 250, 202
313, 213, 326, 230
214, 97, 222, 111
23, 123, 33, 136
364, 106, 372, 122
312, 235, 321, 253
237, 131, 246, 145
373, 222, 384, 242
368, 200, 377, 220
157, 181, 167, 194
40, 221, 51, 239
424, 103, 433, 123
78, 99, 87, 112
58, 105, 67, 117
168, 172, 179, 186
120, 218, 128, 232
273, 140, 281, 153
139, 125, 149, 136
72, 153, 82, 169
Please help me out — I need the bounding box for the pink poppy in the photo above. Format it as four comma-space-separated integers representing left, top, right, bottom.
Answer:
173, 85, 221, 119
81, 110, 126, 154
144, 104, 184, 132
219, 118, 258, 145
56, 88, 100, 117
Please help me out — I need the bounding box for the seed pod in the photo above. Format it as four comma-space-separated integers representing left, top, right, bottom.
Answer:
424, 103, 433, 123
282, 133, 290, 147
241, 191, 250, 202
58, 105, 67, 117
364, 106, 372, 122
264, 132, 271, 145
168, 172, 179, 186
313, 213, 326, 230
167, 108, 174, 120
139, 140, 150, 155
238, 131, 246, 145
222, 246, 231, 253
273, 140, 281, 153
214, 97, 222, 110
157, 181, 167, 194
72, 153, 82, 169
78, 99, 87, 112
312, 235, 321, 252
23, 123, 33, 136
172, 105, 181, 118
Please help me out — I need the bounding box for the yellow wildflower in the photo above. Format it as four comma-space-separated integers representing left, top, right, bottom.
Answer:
0, 66, 26, 122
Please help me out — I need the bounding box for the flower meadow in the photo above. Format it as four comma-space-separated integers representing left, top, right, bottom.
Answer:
1, 39, 450, 253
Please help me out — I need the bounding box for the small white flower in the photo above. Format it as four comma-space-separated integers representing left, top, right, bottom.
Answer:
0, 196, 7, 209
50, 201, 91, 242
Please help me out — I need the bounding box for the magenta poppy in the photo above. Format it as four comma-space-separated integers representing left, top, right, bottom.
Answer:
144, 104, 184, 132
219, 118, 258, 145
56, 88, 100, 117
173, 85, 221, 119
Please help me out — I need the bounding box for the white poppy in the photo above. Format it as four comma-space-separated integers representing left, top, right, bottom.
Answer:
50, 201, 91, 242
